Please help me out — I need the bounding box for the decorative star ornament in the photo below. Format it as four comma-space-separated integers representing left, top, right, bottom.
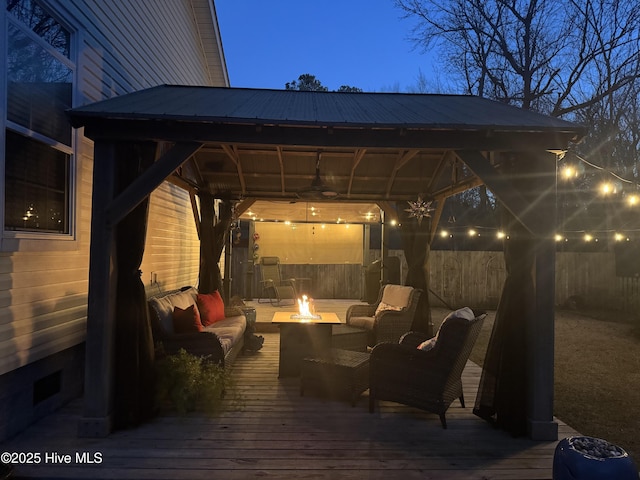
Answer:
405, 196, 434, 225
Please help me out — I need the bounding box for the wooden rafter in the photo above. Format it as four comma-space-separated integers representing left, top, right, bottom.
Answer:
425, 151, 454, 194
455, 150, 547, 234
221, 144, 246, 194
376, 201, 398, 225
385, 150, 419, 197
235, 198, 256, 217
276, 146, 286, 194
429, 176, 484, 200
429, 195, 446, 243
106, 141, 203, 225
347, 148, 366, 197
190, 190, 201, 240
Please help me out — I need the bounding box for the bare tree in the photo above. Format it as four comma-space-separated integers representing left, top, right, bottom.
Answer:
397, 0, 640, 235
395, 0, 640, 117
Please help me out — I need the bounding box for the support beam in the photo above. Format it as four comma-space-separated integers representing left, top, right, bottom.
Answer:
235, 198, 256, 217
190, 190, 201, 240
376, 201, 398, 225
79, 141, 117, 437
429, 197, 446, 244
455, 150, 548, 235
527, 151, 559, 440
106, 142, 203, 225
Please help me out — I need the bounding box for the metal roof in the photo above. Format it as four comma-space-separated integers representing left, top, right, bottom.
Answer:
69, 86, 586, 221
70, 85, 583, 133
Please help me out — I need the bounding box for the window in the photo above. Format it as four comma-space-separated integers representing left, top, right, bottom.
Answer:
4, 0, 74, 235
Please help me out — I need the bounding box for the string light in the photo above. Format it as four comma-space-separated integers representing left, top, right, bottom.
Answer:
435, 226, 639, 243
561, 152, 640, 199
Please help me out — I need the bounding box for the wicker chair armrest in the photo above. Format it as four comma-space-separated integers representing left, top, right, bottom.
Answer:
346, 304, 376, 321
156, 332, 225, 365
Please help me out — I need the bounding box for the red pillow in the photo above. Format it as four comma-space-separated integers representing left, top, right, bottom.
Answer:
172, 305, 203, 333
197, 291, 226, 326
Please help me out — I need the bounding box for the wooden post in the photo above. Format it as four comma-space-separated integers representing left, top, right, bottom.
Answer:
363, 223, 371, 300
78, 140, 117, 437
528, 151, 558, 441
223, 218, 233, 304
246, 220, 255, 300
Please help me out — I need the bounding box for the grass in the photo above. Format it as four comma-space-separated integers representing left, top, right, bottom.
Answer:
445, 306, 640, 464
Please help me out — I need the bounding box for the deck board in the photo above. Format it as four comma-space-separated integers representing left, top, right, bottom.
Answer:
2, 301, 578, 480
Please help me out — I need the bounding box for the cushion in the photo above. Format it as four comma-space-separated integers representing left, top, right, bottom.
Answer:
172, 305, 203, 334
149, 287, 199, 334
418, 337, 437, 351
203, 314, 247, 355
417, 307, 476, 351
197, 291, 226, 326
375, 301, 403, 316
380, 285, 413, 309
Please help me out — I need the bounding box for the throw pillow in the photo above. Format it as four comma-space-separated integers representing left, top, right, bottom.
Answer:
197, 291, 226, 326
445, 306, 476, 322
375, 301, 403, 316
417, 337, 437, 351
172, 305, 203, 333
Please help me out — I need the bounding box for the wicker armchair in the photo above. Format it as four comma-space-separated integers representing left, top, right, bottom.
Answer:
346, 284, 422, 347
369, 308, 485, 428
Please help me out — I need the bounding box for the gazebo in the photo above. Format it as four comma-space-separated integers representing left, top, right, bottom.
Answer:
68, 85, 586, 440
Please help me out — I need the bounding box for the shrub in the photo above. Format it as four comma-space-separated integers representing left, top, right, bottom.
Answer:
154, 348, 232, 416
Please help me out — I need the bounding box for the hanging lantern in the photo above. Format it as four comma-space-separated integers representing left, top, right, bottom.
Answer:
405, 196, 434, 225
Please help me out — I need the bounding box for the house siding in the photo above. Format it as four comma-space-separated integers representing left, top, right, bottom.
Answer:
0, 0, 225, 440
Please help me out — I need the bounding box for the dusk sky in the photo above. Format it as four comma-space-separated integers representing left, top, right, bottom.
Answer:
216, 0, 438, 92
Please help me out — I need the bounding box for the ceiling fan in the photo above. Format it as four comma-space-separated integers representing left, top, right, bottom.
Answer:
297, 152, 339, 199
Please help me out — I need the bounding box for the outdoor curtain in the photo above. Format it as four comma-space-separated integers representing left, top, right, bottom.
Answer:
473, 206, 533, 437
397, 202, 432, 335
113, 142, 157, 430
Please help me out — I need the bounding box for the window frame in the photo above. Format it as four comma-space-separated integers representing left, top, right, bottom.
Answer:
1, 1, 79, 249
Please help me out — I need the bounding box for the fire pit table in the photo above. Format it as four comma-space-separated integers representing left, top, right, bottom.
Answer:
271, 311, 341, 378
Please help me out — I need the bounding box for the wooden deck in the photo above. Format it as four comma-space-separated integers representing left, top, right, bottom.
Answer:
2, 300, 578, 479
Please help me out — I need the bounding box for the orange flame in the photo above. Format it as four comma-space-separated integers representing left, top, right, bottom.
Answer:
298, 295, 312, 316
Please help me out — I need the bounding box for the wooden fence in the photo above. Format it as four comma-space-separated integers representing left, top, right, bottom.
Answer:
230, 249, 640, 314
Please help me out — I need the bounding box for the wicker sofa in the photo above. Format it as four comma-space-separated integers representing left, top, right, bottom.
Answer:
369, 307, 485, 428
147, 286, 246, 366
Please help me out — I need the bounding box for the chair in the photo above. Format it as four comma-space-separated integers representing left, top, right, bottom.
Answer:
346, 284, 422, 347
258, 256, 297, 306
368, 307, 485, 429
